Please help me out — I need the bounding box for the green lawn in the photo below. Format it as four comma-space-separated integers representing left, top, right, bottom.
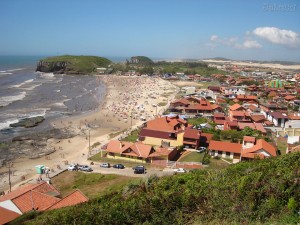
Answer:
179, 151, 205, 162
121, 128, 141, 142
51, 171, 139, 199
207, 158, 230, 170
277, 140, 287, 155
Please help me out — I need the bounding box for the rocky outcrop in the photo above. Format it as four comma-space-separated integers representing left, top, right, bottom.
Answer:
36, 60, 69, 74
10, 116, 45, 128
36, 55, 112, 75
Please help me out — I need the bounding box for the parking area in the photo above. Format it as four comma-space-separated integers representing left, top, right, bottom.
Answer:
69, 163, 174, 178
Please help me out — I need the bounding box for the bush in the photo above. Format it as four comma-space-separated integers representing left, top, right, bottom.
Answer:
202, 154, 211, 164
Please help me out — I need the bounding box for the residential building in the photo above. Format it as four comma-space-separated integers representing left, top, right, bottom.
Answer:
0, 182, 88, 224
208, 137, 276, 163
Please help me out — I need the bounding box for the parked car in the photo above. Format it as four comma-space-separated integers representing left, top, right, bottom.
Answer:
132, 165, 146, 174
173, 168, 187, 173
197, 147, 206, 153
67, 164, 76, 171
80, 165, 93, 172
113, 164, 125, 169
100, 163, 110, 168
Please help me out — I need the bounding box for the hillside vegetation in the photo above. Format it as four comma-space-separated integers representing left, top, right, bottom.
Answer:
36, 55, 111, 74
16, 152, 300, 225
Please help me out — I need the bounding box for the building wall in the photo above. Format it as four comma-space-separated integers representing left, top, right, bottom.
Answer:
143, 132, 184, 147
107, 154, 146, 163
210, 150, 234, 159
0, 200, 22, 215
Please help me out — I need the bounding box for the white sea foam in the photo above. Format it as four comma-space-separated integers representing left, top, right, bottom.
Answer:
7, 68, 25, 72
10, 79, 34, 88
40, 73, 54, 79
52, 102, 67, 108
21, 83, 42, 91
0, 72, 13, 76
0, 92, 27, 107
0, 119, 19, 130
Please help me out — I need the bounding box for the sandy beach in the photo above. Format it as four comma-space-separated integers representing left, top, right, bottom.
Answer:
0, 75, 178, 192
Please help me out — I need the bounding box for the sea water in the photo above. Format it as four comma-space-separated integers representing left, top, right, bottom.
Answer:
0, 56, 106, 141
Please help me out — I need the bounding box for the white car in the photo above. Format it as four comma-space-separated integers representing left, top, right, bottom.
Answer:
173, 168, 187, 173
197, 147, 207, 153
68, 164, 76, 171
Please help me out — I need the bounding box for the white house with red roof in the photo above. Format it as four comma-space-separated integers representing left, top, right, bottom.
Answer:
208, 136, 277, 163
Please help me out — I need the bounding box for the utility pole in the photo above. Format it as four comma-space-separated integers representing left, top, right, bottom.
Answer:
8, 162, 12, 192
131, 112, 133, 128
88, 129, 91, 155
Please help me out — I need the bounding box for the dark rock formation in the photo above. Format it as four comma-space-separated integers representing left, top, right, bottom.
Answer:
36, 61, 69, 74
10, 116, 45, 128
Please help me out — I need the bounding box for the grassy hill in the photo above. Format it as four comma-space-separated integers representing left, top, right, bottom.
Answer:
15, 152, 300, 225
36, 55, 111, 74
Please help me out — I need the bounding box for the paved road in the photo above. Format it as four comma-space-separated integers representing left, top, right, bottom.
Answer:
69, 163, 175, 178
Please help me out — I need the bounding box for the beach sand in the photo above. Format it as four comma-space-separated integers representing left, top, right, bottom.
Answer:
0, 75, 178, 192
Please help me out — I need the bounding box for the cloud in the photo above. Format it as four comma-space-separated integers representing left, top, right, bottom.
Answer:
234, 40, 262, 49
209, 35, 261, 50
253, 27, 300, 48
210, 35, 219, 41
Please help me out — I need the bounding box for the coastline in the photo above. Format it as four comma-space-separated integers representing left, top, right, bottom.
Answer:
0, 75, 178, 192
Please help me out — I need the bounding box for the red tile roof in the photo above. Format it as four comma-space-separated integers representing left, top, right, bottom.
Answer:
242, 139, 276, 157
46, 190, 88, 210
250, 114, 265, 122
209, 140, 242, 153
243, 136, 256, 142
106, 140, 157, 159
0, 182, 60, 202
236, 95, 257, 100
12, 190, 60, 212
146, 116, 187, 132
0, 206, 20, 225
229, 103, 243, 111
183, 129, 201, 139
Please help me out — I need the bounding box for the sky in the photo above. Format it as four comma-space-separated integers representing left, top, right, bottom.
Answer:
0, 0, 300, 61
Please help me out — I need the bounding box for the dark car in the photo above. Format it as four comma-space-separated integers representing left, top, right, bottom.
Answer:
132, 165, 146, 174
113, 164, 125, 169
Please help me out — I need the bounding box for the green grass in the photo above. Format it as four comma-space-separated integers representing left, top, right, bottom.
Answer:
89, 150, 107, 161
179, 151, 205, 162
109, 129, 126, 139
277, 140, 287, 155
200, 81, 219, 89
42, 55, 111, 74
157, 102, 167, 107
187, 117, 208, 125
25, 152, 300, 225
208, 158, 230, 169
51, 171, 139, 199
121, 128, 141, 142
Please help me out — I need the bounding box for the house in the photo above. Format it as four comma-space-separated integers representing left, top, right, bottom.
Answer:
208, 137, 276, 163
228, 104, 251, 122
139, 115, 188, 147
208, 140, 242, 163
214, 112, 226, 125
267, 112, 288, 127
236, 94, 258, 103
106, 140, 177, 163
0, 182, 88, 224
241, 138, 277, 161
183, 128, 213, 149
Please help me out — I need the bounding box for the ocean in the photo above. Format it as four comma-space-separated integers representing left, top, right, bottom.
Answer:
0, 56, 107, 141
